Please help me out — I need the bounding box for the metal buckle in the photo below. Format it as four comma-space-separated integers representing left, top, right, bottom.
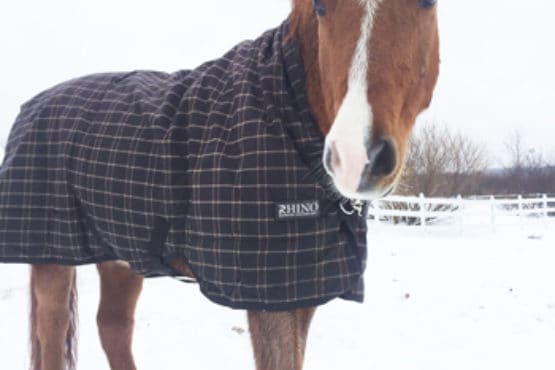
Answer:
339, 199, 364, 217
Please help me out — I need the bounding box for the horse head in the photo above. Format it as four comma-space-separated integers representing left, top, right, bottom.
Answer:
292, 0, 440, 199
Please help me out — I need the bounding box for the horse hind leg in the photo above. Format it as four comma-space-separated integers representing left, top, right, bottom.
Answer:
248, 307, 316, 370
30, 264, 77, 370
96, 261, 144, 370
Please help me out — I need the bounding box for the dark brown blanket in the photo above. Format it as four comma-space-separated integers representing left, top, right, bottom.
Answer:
0, 21, 367, 311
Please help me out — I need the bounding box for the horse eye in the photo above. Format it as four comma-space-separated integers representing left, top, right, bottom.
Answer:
312, 0, 327, 16
419, 0, 437, 8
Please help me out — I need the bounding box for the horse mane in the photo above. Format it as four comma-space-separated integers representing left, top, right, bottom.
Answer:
288, 0, 302, 37
287, 0, 331, 134
288, 0, 314, 41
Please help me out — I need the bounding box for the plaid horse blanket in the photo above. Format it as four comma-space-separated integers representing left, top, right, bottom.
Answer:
0, 21, 368, 311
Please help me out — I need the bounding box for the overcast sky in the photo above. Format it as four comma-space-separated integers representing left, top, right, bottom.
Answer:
1, 0, 553, 165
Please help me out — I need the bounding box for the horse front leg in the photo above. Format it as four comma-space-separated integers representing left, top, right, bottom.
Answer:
31, 264, 77, 370
248, 307, 316, 370
96, 261, 144, 370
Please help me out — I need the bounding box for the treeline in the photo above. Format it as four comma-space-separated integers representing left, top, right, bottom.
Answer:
399, 123, 555, 197
477, 166, 555, 195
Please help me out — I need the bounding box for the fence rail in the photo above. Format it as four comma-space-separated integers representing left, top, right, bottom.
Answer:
368, 194, 555, 232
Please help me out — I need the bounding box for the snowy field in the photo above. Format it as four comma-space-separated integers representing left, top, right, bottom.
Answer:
1, 218, 554, 370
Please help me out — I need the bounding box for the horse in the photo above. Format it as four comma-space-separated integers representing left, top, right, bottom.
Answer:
0, 0, 439, 369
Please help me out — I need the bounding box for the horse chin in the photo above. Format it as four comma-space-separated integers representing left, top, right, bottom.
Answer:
352, 187, 394, 201
331, 177, 394, 201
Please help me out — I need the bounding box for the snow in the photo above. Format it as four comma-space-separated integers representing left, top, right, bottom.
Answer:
1, 220, 555, 370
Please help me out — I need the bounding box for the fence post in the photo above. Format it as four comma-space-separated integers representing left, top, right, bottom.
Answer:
518, 194, 524, 230
419, 193, 426, 229
371, 200, 379, 226
457, 194, 463, 234
490, 195, 496, 233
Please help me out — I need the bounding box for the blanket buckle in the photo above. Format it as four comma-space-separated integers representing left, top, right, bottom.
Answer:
339, 199, 364, 217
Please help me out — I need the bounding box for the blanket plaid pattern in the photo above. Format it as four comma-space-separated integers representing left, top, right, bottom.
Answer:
0, 21, 368, 310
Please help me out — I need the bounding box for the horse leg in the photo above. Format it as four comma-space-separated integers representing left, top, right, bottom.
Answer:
248, 307, 316, 370
30, 264, 77, 370
96, 261, 144, 370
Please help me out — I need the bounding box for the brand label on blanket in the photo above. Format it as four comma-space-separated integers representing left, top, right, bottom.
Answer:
275, 201, 320, 220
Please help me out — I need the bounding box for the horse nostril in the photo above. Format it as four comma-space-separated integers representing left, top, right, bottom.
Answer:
369, 139, 396, 176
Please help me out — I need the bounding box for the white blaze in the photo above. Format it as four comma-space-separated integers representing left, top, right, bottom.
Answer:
324, 0, 382, 197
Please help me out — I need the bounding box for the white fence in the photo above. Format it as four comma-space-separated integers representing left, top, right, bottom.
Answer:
368, 194, 555, 232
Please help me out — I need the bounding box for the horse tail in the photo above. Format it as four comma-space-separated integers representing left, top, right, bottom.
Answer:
66, 271, 78, 370
30, 268, 40, 370
29, 267, 78, 370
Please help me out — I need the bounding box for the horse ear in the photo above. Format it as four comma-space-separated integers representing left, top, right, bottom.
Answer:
312, 0, 327, 16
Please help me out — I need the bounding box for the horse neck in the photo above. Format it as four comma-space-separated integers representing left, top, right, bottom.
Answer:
290, 4, 332, 134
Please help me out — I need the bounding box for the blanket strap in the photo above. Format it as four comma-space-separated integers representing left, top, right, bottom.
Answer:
142, 216, 175, 277
338, 199, 368, 270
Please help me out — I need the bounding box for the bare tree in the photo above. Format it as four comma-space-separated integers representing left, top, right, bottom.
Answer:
500, 131, 554, 193
400, 122, 449, 196
474, 131, 554, 195
504, 129, 525, 171
445, 132, 489, 195
502, 130, 527, 192
399, 121, 489, 197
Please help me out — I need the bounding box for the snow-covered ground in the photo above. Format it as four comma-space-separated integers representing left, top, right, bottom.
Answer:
1, 221, 555, 370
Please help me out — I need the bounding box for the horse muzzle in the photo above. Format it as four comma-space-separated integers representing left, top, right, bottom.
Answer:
323, 136, 397, 200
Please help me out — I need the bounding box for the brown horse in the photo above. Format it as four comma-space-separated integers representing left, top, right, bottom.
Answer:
25, 0, 439, 369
